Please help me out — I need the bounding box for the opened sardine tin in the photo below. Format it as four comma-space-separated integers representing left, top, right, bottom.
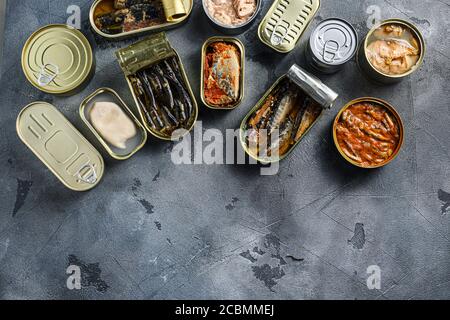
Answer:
17, 102, 104, 191
200, 37, 245, 110
258, 0, 320, 53
90, 0, 193, 39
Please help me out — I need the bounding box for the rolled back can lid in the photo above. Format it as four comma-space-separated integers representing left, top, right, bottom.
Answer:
310, 18, 357, 66
22, 24, 93, 95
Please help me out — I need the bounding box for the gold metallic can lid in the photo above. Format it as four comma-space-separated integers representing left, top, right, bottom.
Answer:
21, 24, 93, 95
17, 101, 104, 191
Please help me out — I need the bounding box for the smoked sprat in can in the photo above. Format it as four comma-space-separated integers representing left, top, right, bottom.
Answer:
116, 32, 198, 141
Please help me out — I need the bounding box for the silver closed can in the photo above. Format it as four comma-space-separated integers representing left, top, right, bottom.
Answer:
306, 18, 358, 74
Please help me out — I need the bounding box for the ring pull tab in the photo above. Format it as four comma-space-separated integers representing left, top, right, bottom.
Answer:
76, 164, 98, 185
322, 40, 340, 63
37, 63, 59, 86
270, 21, 290, 46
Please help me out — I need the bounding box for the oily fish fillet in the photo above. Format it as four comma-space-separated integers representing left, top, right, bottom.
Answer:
89, 102, 137, 149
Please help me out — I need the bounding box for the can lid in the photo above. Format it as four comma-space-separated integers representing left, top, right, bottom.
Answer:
258, 0, 320, 53
22, 24, 93, 94
310, 18, 357, 65
17, 102, 104, 191
287, 64, 338, 109
116, 32, 175, 76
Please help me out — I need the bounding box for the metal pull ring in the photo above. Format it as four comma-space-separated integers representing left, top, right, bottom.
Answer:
322, 40, 340, 63
270, 21, 290, 46
76, 164, 98, 185
37, 63, 59, 86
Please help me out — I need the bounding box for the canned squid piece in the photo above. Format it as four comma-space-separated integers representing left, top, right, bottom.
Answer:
240, 64, 338, 163
306, 18, 358, 74
80, 88, 148, 160
17, 102, 104, 191
90, 0, 193, 39
258, 0, 320, 53
333, 97, 404, 168
22, 24, 94, 95
116, 32, 198, 141
201, 37, 245, 110
358, 19, 425, 84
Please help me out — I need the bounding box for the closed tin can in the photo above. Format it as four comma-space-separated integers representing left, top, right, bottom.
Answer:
306, 18, 358, 74
200, 37, 245, 110
357, 19, 425, 84
79, 88, 148, 160
21, 24, 94, 95
90, 0, 193, 40
258, 0, 320, 53
333, 97, 404, 168
17, 102, 104, 191
240, 64, 338, 164
116, 32, 198, 141
201, 0, 261, 35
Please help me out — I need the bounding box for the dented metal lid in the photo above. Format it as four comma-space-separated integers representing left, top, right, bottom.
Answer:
309, 18, 357, 65
21, 24, 93, 95
287, 64, 338, 108
17, 102, 104, 191
258, 0, 320, 53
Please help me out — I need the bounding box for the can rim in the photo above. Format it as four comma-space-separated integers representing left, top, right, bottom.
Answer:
309, 17, 358, 66
363, 18, 426, 79
332, 97, 405, 169
201, 0, 261, 30
21, 24, 93, 94
200, 36, 245, 110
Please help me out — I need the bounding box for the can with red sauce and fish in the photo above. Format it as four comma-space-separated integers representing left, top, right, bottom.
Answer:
201, 37, 245, 110
333, 97, 404, 168
357, 19, 425, 84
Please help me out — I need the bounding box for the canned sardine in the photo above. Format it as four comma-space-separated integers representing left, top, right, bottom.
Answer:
116, 33, 198, 141
306, 18, 358, 74
357, 19, 425, 84
240, 64, 338, 163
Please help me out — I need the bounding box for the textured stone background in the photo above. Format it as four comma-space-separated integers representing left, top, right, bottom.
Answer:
0, 0, 449, 300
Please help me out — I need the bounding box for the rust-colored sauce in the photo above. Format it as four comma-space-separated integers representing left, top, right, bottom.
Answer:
335, 102, 401, 167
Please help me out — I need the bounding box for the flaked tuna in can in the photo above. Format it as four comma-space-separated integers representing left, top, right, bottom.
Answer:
306, 18, 358, 74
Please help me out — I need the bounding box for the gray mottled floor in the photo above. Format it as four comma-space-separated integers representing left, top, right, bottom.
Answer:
0, 0, 449, 300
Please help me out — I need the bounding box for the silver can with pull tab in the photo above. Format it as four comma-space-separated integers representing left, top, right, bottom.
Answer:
306, 18, 358, 74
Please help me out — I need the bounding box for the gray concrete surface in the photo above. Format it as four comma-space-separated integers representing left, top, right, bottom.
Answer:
0, 0, 449, 300
0, 0, 5, 74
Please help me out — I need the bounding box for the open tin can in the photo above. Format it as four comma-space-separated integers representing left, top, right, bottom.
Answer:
305, 18, 358, 74
17, 102, 104, 191
90, 0, 193, 39
333, 97, 404, 168
21, 24, 94, 95
200, 37, 245, 110
80, 88, 148, 160
240, 64, 338, 164
357, 19, 425, 84
116, 32, 198, 141
258, 0, 320, 53
201, 0, 261, 34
